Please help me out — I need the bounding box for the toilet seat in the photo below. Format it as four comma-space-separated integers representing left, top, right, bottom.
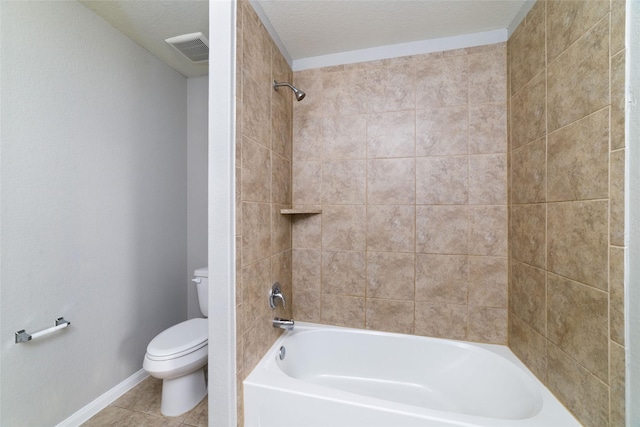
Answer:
146, 318, 208, 361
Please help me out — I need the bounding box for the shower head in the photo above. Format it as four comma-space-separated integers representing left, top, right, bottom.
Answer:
273, 80, 306, 101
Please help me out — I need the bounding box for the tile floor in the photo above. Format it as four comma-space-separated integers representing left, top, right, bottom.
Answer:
83, 376, 207, 426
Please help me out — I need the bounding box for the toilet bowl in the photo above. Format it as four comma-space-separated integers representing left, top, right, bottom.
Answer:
143, 267, 209, 416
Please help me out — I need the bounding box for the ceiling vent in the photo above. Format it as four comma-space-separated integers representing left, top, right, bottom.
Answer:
165, 32, 209, 63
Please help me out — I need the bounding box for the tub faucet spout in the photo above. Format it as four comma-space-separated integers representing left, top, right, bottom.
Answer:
273, 317, 295, 330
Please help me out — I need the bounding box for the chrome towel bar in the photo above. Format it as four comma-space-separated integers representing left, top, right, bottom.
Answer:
15, 317, 70, 343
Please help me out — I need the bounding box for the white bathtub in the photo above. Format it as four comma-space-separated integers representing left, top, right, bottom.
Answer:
244, 322, 580, 427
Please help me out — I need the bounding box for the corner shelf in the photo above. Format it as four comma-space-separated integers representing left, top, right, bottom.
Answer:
280, 208, 322, 215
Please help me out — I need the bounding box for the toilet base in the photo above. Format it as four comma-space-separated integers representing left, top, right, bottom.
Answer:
160, 367, 207, 417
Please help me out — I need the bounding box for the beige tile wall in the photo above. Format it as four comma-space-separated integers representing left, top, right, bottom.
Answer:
235, 1, 626, 425
291, 43, 509, 344
235, 1, 293, 424
507, 1, 626, 425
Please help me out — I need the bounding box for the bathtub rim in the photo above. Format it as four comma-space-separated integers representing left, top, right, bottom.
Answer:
244, 321, 581, 427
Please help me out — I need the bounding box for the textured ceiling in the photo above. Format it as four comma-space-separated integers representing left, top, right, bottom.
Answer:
80, 0, 208, 78
255, 0, 529, 60
82, 0, 530, 78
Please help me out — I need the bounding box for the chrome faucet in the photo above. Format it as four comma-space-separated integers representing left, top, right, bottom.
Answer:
269, 282, 286, 309
273, 317, 295, 330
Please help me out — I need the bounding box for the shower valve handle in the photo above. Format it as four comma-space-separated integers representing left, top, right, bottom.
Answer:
269, 282, 286, 309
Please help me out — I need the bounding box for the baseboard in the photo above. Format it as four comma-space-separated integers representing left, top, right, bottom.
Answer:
56, 369, 149, 427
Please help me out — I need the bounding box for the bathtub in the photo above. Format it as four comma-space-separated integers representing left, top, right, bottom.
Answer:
244, 322, 580, 427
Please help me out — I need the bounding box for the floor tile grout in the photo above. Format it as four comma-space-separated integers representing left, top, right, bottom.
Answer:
82, 375, 208, 426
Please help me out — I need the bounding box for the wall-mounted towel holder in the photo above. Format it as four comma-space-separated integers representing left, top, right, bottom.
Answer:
15, 317, 70, 344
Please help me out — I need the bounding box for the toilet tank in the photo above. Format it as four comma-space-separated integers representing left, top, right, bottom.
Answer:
193, 267, 209, 317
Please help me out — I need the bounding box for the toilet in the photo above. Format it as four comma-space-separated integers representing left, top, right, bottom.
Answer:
143, 267, 209, 416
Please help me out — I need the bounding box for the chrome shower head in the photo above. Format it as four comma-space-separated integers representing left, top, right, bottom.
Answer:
273, 80, 306, 101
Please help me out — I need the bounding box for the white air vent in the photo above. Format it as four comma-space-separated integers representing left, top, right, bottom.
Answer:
165, 32, 209, 63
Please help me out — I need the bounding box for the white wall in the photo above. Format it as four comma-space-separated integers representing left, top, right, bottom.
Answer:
208, 0, 237, 424
187, 76, 209, 318
0, 2, 188, 425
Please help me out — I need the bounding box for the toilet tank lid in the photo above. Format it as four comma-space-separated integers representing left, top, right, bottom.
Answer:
194, 267, 208, 277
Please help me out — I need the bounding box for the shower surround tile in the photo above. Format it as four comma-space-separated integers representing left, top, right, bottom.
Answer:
547, 273, 609, 382
321, 205, 367, 251
292, 249, 321, 293
469, 205, 507, 257
321, 294, 365, 328
236, 4, 294, 421
368, 111, 416, 158
292, 161, 321, 205
510, 260, 546, 335
416, 55, 468, 108
511, 138, 546, 204
546, 344, 609, 427
508, 315, 547, 382
546, 0, 609, 62
272, 250, 293, 311
366, 251, 415, 300
366, 299, 415, 334
293, 290, 320, 322
547, 200, 608, 291
243, 319, 277, 375
469, 103, 507, 154
272, 47, 293, 159
293, 117, 322, 161
507, 2, 625, 425
467, 307, 507, 344
510, 203, 546, 268
609, 247, 625, 345
291, 213, 321, 249
293, 72, 323, 119
323, 69, 367, 116
415, 302, 468, 340
415, 205, 468, 254
242, 137, 271, 203
242, 75, 271, 147
611, 51, 626, 151
271, 100, 293, 161
416, 156, 469, 204
322, 250, 366, 296
416, 106, 468, 156
367, 158, 415, 205
610, 341, 626, 426
241, 202, 271, 265
510, 73, 546, 150
508, 0, 545, 95
610, 0, 626, 56
415, 254, 468, 305
547, 16, 609, 133
366, 65, 416, 113
468, 48, 506, 104
323, 115, 367, 159
610, 149, 625, 247
242, 258, 272, 331
241, 4, 271, 87
366, 205, 415, 253
547, 108, 609, 202
292, 42, 508, 346
468, 256, 507, 308
271, 204, 291, 255
271, 154, 291, 204
469, 154, 507, 205
321, 159, 366, 204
